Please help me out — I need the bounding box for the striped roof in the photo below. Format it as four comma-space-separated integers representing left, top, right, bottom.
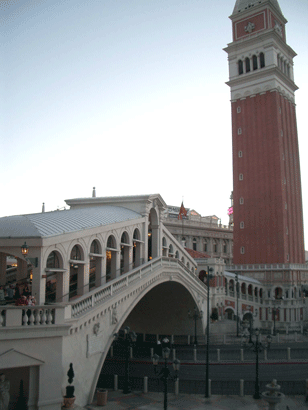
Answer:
0, 206, 142, 238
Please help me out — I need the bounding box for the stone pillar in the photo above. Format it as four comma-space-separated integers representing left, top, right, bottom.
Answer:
115, 251, 121, 279
31, 261, 45, 305
62, 260, 71, 303
0, 253, 6, 286
98, 256, 106, 286
79, 255, 89, 296
16, 257, 27, 283
28, 366, 39, 410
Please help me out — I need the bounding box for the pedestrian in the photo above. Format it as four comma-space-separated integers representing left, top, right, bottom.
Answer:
6, 285, 14, 300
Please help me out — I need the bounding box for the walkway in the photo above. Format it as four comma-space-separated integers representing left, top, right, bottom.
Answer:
78, 391, 307, 409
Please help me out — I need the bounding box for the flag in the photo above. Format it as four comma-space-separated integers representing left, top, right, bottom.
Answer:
178, 202, 187, 220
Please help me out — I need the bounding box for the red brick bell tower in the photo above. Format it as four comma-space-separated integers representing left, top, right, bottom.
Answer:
225, 0, 305, 266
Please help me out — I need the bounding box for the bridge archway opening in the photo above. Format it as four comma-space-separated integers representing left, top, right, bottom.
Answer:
90, 239, 102, 288
148, 208, 159, 261
122, 281, 204, 336
106, 235, 117, 281
46, 250, 63, 303
120, 232, 130, 274
69, 245, 84, 299
133, 229, 141, 268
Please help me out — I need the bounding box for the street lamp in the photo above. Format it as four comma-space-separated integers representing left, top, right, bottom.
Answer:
252, 328, 262, 399
271, 297, 283, 335
152, 343, 180, 410
114, 326, 137, 394
21, 242, 38, 267
188, 307, 203, 345
205, 266, 214, 398
235, 273, 240, 337
247, 306, 258, 343
271, 306, 280, 335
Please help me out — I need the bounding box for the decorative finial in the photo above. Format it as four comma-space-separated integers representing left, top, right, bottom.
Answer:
92, 187, 96, 198
42, 203, 45, 213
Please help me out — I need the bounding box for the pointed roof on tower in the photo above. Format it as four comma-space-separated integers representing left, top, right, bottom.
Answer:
232, 0, 282, 16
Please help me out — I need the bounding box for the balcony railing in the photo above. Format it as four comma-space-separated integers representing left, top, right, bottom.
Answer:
226, 263, 308, 271
0, 305, 67, 328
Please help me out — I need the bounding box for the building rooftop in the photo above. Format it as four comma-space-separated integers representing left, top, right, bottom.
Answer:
0, 206, 142, 238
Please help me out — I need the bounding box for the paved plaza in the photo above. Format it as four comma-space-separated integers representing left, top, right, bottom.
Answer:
75, 390, 308, 409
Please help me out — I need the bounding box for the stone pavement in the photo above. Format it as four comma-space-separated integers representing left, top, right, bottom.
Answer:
75, 390, 308, 409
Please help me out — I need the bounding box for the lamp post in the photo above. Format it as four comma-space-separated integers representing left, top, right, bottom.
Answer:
188, 307, 203, 345
247, 306, 258, 344
271, 297, 283, 335
242, 327, 264, 399
235, 273, 240, 337
205, 266, 214, 398
115, 326, 137, 394
253, 328, 262, 399
152, 344, 180, 410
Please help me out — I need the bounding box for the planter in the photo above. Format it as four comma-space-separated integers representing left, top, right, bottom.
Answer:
97, 389, 108, 406
63, 396, 76, 408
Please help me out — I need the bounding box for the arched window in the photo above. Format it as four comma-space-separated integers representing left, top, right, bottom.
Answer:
223, 241, 227, 254
238, 151, 243, 157
260, 52, 265, 68
239, 173, 243, 181
240, 246, 245, 254
107, 236, 116, 249
238, 59, 243, 75
245, 57, 250, 72
253, 55, 258, 70
213, 240, 217, 253
133, 228, 140, 240
121, 232, 129, 244
47, 251, 60, 268
193, 238, 197, 251
203, 239, 208, 252
240, 221, 245, 229
71, 245, 81, 260
169, 244, 174, 256
90, 239, 100, 254
240, 197, 244, 204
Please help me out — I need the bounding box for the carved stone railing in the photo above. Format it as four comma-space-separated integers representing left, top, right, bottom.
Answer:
0, 305, 67, 328
69, 256, 205, 319
226, 263, 308, 271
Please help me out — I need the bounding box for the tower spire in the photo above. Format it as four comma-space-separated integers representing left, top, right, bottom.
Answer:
232, 0, 283, 16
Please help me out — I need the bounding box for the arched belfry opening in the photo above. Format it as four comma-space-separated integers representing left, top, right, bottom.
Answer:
148, 207, 159, 261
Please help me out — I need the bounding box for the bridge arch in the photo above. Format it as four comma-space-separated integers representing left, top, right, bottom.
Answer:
89, 273, 207, 402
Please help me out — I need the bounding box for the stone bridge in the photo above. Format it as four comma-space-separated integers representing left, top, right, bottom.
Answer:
0, 194, 208, 409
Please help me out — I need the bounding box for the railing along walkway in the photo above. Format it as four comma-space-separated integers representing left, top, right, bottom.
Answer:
69, 256, 206, 319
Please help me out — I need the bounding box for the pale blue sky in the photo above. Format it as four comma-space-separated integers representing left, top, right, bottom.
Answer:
1, 0, 308, 244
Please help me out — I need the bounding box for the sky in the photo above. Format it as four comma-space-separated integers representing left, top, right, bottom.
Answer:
1, 0, 308, 245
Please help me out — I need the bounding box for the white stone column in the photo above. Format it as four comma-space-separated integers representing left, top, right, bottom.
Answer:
16, 257, 27, 283
28, 366, 39, 410
97, 256, 105, 286
115, 250, 121, 278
